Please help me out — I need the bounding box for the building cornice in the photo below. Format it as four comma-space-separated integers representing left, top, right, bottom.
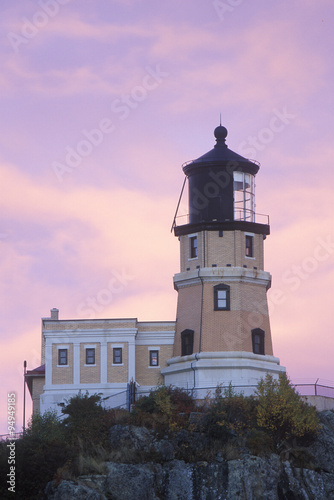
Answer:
173, 267, 272, 290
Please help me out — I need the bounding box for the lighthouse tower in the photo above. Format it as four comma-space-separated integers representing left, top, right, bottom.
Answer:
162, 124, 285, 395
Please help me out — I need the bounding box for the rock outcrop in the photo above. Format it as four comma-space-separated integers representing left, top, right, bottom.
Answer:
46, 411, 334, 500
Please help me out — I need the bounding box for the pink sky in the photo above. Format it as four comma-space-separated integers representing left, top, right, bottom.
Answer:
1, 1, 334, 435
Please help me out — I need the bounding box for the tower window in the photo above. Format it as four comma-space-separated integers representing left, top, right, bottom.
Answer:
214, 284, 230, 311
252, 328, 265, 355
58, 349, 68, 366
189, 236, 197, 258
233, 171, 255, 222
181, 329, 194, 356
113, 347, 122, 364
245, 235, 254, 257
149, 350, 159, 366
86, 348, 95, 365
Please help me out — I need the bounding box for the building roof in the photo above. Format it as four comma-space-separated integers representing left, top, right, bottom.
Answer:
184, 125, 260, 175
25, 364, 45, 397
26, 364, 45, 375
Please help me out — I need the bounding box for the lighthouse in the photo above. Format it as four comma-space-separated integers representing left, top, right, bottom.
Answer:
162, 124, 285, 395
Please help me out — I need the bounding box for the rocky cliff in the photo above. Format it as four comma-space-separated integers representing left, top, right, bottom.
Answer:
45, 410, 334, 499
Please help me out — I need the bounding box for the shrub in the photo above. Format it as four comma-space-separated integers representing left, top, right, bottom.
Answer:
6, 411, 71, 500
132, 386, 197, 432
61, 391, 109, 446
206, 384, 257, 441
256, 373, 319, 448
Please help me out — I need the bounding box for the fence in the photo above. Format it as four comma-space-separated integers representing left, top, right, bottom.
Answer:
293, 383, 334, 399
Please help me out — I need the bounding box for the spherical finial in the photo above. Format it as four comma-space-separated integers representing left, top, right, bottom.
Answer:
214, 125, 228, 140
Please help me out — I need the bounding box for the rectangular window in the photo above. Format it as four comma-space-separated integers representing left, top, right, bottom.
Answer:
181, 329, 194, 356
86, 348, 95, 365
217, 289, 227, 309
214, 284, 230, 311
113, 347, 122, 364
252, 329, 265, 355
245, 235, 254, 257
58, 349, 68, 366
149, 350, 159, 366
190, 236, 197, 258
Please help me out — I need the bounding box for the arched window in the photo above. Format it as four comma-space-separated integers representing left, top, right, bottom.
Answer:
252, 328, 265, 355
181, 329, 194, 356
214, 284, 230, 311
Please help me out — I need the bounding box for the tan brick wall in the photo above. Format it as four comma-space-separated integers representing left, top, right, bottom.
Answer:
52, 344, 73, 384
180, 232, 202, 272
205, 231, 236, 268
107, 343, 128, 383
80, 343, 101, 384
174, 278, 273, 357
31, 377, 45, 414
137, 322, 175, 332
201, 281, 272, 355
179, 231, 264, 272
43, 319, 137, 331
173, 283, 203, 356
135, 345, 172, 386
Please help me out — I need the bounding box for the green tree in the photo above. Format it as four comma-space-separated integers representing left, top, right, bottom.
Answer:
5, 411, 70, 500
206, 384, 257, 440
61, 391, 108, 445
256, 373, 319, 448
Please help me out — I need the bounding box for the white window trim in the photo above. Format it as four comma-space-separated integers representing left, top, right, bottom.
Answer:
188, 233, 198, 261
57, 345, 69, 367
112, 345, 124, 366
84, 345, 96, 366
148, 347, 160, 368
245, 232, 256, 260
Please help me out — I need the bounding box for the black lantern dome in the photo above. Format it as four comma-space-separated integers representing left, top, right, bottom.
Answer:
174, 125, 269, 237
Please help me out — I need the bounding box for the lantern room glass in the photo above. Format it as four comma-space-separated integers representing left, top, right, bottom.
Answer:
233, 172, 255, 222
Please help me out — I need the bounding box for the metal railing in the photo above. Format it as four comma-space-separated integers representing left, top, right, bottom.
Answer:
293, 383, 334, 399
173, 211, 269, 228
0, 432, 23, 441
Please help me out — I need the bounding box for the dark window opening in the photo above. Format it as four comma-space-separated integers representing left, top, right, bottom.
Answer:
252, 328, 265, 355
149, 350, 159, 366
190, 236, 197, 258
214, 284, 230, 311
246, 235, 254, 257
58, 349, 68, 365
86, 348, 95, 365
181, 329, 194, 356
113, 348, 122, 364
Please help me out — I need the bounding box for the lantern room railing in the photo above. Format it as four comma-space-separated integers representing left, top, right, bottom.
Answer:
172, 211, 269, 229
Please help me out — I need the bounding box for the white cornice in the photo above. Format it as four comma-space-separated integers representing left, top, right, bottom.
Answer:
174, 267, 271, 290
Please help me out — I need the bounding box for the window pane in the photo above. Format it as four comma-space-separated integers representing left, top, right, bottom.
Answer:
234, 171, 255, 222
113, 348, 122, 364
150, 350, 159, 366
190, 236, 197, 258
58, 349, 67, 365
252, 329, 265, 355
86, 348, 95, 364
181, 329, 194, 356
217, 290, 227, 308
214, 285, 230, 311
246, 235, 254, 257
